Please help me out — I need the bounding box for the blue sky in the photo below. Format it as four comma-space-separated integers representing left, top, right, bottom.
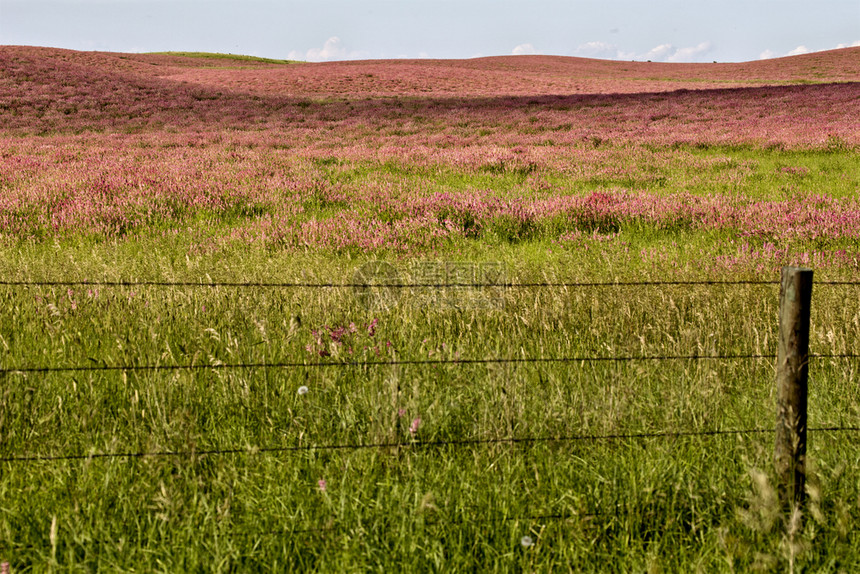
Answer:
1, 0, 858, 62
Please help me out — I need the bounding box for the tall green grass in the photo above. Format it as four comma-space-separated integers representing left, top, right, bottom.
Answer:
1, 245, 858, 571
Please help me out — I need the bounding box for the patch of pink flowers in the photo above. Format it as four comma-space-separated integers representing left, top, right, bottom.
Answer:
306, 318, 389, 357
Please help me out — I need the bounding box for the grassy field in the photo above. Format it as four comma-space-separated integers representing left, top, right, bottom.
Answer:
2, 259, 859, 571
1, 46, 859, 571
148, 51, 299, 65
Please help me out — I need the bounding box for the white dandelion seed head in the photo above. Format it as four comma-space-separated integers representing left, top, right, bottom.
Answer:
297, 385, 309, 395
520, 535, 534, 548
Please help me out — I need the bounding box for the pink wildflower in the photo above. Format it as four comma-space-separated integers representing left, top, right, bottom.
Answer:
409, 417, 422, 435
367, 318, 378, 337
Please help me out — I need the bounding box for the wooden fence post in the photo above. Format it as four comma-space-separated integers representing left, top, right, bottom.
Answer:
775, 266, 813, 510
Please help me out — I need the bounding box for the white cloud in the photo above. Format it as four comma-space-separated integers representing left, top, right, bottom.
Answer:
760, 41, 858, 60
640, 43, 675, 61
637, 42, 713, 62
512, 43, 538, 55
386, 51, 430, 59
287, 36, 369, 62
667, 42, 712, 62
574, 41, 617, 58
572, 41, 634, 60
573, 41, 711, 62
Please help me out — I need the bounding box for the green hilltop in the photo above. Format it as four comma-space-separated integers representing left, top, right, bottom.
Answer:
149, 51, 299, 64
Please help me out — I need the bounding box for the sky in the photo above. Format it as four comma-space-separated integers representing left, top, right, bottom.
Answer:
1, 0, 858, 63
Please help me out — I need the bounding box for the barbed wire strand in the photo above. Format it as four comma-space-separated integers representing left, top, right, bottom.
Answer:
0, 352, 787, 376
2, 279, 859, 288
0, 279, 786, 288
9, 351, 860, 377
4, 426, 858, 464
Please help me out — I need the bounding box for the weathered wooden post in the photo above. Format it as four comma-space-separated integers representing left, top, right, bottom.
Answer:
775, 266, 813, 510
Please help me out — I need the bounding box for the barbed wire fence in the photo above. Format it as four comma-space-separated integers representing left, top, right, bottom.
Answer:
3, 425, 859, 464
1, 271, 860, 552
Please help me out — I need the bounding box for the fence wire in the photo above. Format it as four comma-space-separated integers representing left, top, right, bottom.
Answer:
5, 352, 860, 377
1, 279, 859, 288
0, 279, 786, 288
3, 426, 858, 464
0, 352, 783, 376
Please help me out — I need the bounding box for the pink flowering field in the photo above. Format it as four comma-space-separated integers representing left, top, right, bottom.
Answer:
1, 46, 858, 277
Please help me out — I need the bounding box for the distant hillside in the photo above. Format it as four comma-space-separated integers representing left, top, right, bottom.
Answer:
2, 45, 858, 98
148, 46, 860, 98
0, 45, 857, 146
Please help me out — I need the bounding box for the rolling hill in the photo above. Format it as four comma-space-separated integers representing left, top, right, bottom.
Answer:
1, 45, 858, 148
